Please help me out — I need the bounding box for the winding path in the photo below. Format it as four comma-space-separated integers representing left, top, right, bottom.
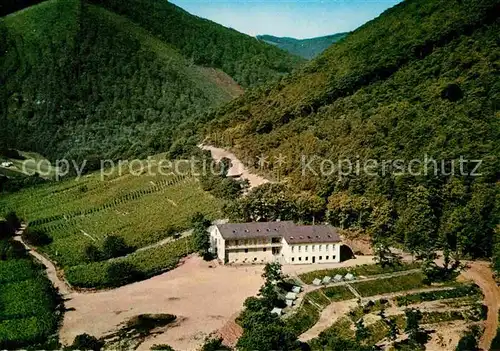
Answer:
14, 225, 72, 296
461, 261, 500, 349
200, 144, 269, 189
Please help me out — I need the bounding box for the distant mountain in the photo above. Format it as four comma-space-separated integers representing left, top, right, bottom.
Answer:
206, 0, 500, 258
257, 33, 349, 59
0, 0, 303, 166
90, 0, 304, 88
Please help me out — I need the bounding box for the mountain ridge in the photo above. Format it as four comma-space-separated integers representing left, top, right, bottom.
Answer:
205, 0, 500, 258
257, 33, 349, 59
0, 0, 302, 166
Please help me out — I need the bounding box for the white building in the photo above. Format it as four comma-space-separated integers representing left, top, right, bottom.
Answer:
209, 221, 342, 265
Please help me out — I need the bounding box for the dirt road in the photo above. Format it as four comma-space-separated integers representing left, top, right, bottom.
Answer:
61, 257, 264, 351
461, 261, 500, 350
14, 225, 72, 296
200, 145, 269, 189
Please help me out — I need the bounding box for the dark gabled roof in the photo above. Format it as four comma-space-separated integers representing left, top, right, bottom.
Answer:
216, 221, 294, 240
283, 225, 341, 244
216, 221, 341, 244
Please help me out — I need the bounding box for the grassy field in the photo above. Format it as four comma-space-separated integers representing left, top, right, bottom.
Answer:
395, 285, 482, 307
351, 272, 429, 297
299, 262, 422, 284
66, 236, 194, 288
0, 155, 222, 286
0, 248, 60, 349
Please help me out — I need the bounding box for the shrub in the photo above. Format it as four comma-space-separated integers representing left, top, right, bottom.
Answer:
0, 220, 15, 240
151, 344, 175, 351
4, 212, 21, 232
70, 333, 104, 351
0, 240, 26, 260
21, 228, 52, 246
83, 244, 102, 263
102, 235, 132, 259
105, 262, 142, 287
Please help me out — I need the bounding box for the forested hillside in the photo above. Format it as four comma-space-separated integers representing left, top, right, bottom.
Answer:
0, 0, 299, 166
88, 0, 304, 88
206, 0, 500, 258
257, 33, 348, 59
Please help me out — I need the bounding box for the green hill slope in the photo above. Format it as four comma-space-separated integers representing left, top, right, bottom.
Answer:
89, 0, 304, 88
206, 0, 500, 257
257, 33, 349, 59
0, 0, 248, 165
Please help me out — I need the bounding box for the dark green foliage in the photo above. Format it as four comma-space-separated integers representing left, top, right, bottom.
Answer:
0, 239, 26, 260
102, 235, 132, 259
355, 319, 369, 342
4, 211, 20, 232
404, 308, 427, 346
257, 33, 349, 59
236, 265, 299, 351
21, 227, 51, 246
191, 212, 211, 258
492, 225, 500, 279
83, 243, 101, 263
309, 333, 374, 351
207, 0, 500, 258
455, 326, 480, 351
491, 326, 500, 351
395, 284, 481, 306
0, 220, 14, 240
201, 337, 231, 351
70, 334, 103, 351
0, 241, 61, 349
224, 183, 326, 224
0, 0, 247, 168
90, 0, 303, 88
151, 344, 175, 351
151, 345, 175, 351
105, 261, 142, 287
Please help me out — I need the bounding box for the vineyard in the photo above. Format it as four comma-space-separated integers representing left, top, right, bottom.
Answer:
0, 156, 223, 286
0, 248, 61, 349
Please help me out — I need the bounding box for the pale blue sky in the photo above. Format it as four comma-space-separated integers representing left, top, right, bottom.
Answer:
170, 0, 403, 39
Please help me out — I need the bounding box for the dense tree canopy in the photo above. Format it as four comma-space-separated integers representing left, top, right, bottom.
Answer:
206, 0, 500, 257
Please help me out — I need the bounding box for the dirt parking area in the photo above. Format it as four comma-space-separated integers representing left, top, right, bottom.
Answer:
60, 256, 264, 351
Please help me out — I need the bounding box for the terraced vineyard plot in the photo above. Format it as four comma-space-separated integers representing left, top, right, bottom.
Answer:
0, 244, 60, 349
299, 262, 421, 284
351, 272, 429, 297
395, 285, 482, 307
0, 157, 222, 272
65, 236, 194, 288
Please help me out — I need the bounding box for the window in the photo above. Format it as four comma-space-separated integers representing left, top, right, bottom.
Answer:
305, 246, 308, 252
291, 246, 294, 253
245, 249, 248, 253
298, 246, 302, 253
312, 245, 315, 252
235, 240, 239, 246
326, 256, 329, 260
305, 257, 309, 261
263, 248, 267, 252
299, 257, 302, 261
319, 256, 322, 260
319, 245, 323, 252
332, 255, 336, 260
292, 257, 295, 262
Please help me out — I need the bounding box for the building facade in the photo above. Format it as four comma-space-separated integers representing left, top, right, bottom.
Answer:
209, 221, 342, 265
